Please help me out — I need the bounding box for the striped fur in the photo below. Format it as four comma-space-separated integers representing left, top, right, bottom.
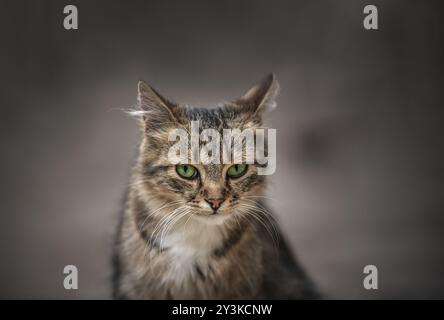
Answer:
113, 75, 319, 299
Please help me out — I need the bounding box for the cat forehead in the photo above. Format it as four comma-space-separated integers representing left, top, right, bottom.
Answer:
203, 164, 224, 181
176, 105, 250, 129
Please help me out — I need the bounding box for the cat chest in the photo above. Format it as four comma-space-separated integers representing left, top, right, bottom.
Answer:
157, 227, 226, 285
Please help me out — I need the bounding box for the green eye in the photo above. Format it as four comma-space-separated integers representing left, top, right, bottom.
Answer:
176, 164, 198, 179
227, 164, 248, 178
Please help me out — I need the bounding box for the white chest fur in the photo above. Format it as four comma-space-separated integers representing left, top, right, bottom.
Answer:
160, 216, 225, 283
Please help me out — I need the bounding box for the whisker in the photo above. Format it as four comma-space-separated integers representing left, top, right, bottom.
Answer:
238, 204, 280, 251
142, 206, 186, 262
181, 211, 194, 237
244, 206, 280, 248
138, 200, 183, 230
150, 207, 183, 244
159, 209, 190, 249
156, 207, 191, 251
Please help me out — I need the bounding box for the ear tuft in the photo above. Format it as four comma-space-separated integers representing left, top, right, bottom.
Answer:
236, 74, 280, 115
137, 81, 173, 110
137, 80, 178, 127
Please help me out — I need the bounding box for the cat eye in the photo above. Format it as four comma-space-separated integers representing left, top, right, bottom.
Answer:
227, 164, 248, 179
176, 164, 198, 179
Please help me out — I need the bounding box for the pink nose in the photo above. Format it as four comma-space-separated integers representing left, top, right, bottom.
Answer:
205, 198, 225, 210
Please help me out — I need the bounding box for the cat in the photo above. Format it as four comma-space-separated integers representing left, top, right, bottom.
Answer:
112, 74, 319, 299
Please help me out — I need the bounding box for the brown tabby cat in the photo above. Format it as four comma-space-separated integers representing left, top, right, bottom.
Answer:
112, 74, 319, 299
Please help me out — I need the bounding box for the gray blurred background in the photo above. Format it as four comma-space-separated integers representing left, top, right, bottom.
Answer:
1, 0, 443, 299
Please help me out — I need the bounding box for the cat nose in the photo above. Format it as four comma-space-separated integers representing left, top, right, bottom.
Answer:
204, 198, 225, 211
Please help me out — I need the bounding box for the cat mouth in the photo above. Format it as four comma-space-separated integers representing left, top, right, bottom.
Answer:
189, 206, 234, 219
191, 211, 232, 225
187, 204, 231, 216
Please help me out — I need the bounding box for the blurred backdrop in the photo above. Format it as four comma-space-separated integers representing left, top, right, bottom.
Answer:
1, 0, 443, 299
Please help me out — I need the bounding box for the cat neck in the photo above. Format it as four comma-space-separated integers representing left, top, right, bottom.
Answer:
160, 215, 226, 258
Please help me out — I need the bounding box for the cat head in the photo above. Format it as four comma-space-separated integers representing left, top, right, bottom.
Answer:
133, 74, 278, 223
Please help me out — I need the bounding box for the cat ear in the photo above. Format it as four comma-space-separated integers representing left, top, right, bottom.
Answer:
236, 74, 280, 115
137, 81, 178, 128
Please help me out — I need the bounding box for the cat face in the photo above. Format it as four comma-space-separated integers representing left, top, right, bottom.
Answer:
134, 75, 278, 222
